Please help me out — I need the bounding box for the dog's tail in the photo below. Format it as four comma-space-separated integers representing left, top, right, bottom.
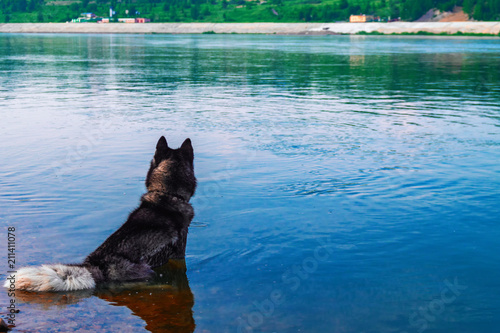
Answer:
3, 264, 96, 292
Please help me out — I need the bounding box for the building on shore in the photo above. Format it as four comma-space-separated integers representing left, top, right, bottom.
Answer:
72, 9, 150, 23
71, 12, 98, 23
117, 18, 150, 23
350, 15, 377, 23
118, 18, 136, 23
81, 13, 96, 19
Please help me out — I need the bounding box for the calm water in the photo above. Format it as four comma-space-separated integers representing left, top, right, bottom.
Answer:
0, 34, 499, 333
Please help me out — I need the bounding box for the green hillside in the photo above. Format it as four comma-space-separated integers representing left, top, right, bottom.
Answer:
0, 0, 499, 23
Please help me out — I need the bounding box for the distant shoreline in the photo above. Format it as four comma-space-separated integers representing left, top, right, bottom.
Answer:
0, 22, 499, 36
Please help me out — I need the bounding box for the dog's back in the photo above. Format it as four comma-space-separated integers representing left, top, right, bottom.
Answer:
6, 137, 196, 291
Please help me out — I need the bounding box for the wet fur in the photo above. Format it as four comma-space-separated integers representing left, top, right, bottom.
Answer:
4, 137, 196, 292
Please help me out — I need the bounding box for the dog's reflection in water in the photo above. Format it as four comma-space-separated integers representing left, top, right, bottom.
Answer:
99, 260, 195, 332
15, 260, 195, 333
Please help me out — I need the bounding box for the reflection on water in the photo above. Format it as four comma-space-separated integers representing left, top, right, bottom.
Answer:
11, 261, 194, 333
99, 261, 195, 333
1, 34, 500, 332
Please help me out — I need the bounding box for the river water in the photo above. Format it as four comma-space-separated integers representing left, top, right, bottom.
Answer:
0, 34, 499, 333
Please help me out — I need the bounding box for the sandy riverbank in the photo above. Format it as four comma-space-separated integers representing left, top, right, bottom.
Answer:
0, 22, 499, 35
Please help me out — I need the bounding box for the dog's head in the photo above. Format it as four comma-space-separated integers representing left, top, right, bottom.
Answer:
145, 136, 196, 201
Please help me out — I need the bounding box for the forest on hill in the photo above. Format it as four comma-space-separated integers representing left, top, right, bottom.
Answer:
0, 0, 499, 23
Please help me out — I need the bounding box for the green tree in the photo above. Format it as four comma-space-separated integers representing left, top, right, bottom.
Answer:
389, 0, 400, 18
190, 4, 199, 19
403, 0, 432, 21
132, 5, 138, 16
28, 0, 37, 12
202, 5, 210, 16
463, 0, 475, 14
489, 0, 500, 19
170, 8, 179, 21
70, 3, 80, 13
349, 3, 361, 14
13, 0, 27, 12
361, 2, 371, 14
321, 5, 333, 21
87, 3, 97, 12
299, 5, 313, 21
473, 1, 484, 20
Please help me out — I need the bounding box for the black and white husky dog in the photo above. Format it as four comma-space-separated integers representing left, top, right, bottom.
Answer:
4, 136, 196, 292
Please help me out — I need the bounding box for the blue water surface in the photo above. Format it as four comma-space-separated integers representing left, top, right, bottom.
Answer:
0, 34, 499, 333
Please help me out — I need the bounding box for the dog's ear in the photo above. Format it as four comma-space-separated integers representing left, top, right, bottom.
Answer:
156, 136, 168, 151
154, 136, 170, 161
180, 138, 194, 161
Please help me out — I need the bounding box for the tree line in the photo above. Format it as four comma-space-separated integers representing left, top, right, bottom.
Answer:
0, 0, 498, 23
